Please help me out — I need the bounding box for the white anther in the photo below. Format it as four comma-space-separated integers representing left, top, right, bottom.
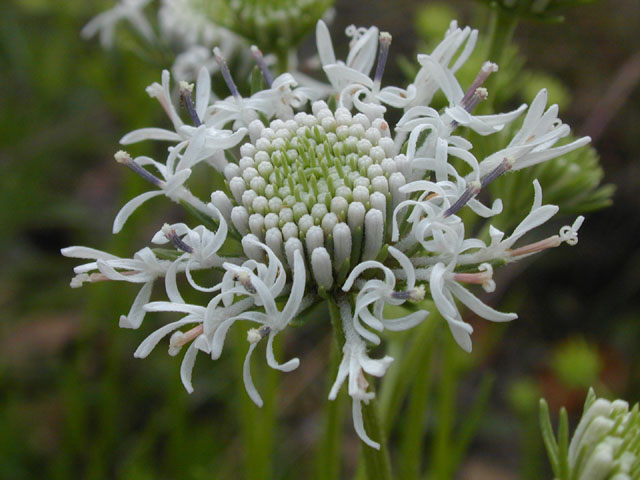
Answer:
305, 225, 324, 254
357, 139, 373, 155
330, 196, 349, 217
370, 191, 386, 214
224, 163, 240, 181
272, 137, 286, 150
365, 127, 381, 144
335, 108, 352, 126
316, 108, 333, 122
320, 115, 336, 132
253, 151, 269, 166
264, 212, 279, 230
344, 136, 358, 151
353, 176, 371, 188
257, 161, 274, 178
372, 118, 390, 136
239, 143, 256, 158
333, 223, 352, 270
353, 185, 370, 203
239, 156, 255, 172
267, 195, 282, 212
335, 185, 352, 200
284, 237, 303, 270
210, 191, 232, 221
255, 137, 271, 151
378, 136, 396, 156
242, 189, 258, 209
261, 127, 275, 140
357, 155, 373, 171
281, 222, 298, 241
349, 124, 365, 139
292, 202, 308, 220
321, 212, 339, 235
270, 119, 285, 130
348, 201, 366, 230
312, 100, 329, 115
371, 176, 389, 194
389, 172, 407, 207
284, 119, 297, 131
336, 125, 349, 140
229, 177, 246, 204
231, 206, 249, 235
367, 164, 384, 179
353, 113, 371, 129
248, 213, 265, 238
265, 228, 284, 261
242, 167, 259, 184
369, 146, 385, 162
311, 247, 334, 290
250, 176, 267, 195
279, 207, 294, 225
248, 119, 265, 142
380, 158, 396, 174
298, 214, 314, 234
275, 128, 291, 140
311, 203, 328, 221
362, 209, 384, 261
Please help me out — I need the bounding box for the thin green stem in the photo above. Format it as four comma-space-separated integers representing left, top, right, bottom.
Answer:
379, 305, 437, 432
398, 341, 434, 480
275, 48, 290, 75
484, 8, 518, 111
429, 334, 458, 480
486, 9, 518, 66
328, 295, 393, 480
232, 328, 276, 480
314, 326, 346, 480
361, 397, 393, 480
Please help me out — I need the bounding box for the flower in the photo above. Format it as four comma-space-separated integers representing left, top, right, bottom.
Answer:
540, 389, 640, 480
65, 19, 590, 447
81, 0, 154, 48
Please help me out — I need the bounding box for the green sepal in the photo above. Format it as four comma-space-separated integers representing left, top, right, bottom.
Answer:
350, 225, 363, 268
336, 258, 351, 286
152, 248, 183, 261
250, 65, 265, 95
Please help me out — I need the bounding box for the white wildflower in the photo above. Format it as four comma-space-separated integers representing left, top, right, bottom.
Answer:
65, 18, 591, 447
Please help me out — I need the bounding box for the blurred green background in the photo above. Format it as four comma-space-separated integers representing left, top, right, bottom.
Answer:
0, 0, 638, 478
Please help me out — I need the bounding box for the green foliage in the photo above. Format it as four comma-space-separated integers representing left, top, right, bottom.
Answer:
475, 0, 599, 23
194, 0, 333, 71
551, 338, 602, 390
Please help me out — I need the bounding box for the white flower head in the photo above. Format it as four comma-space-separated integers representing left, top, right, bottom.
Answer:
66, 18, 592, 448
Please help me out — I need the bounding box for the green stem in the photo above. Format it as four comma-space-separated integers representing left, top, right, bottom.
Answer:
379, 305, 437, 432
314, 323, 346, 480
486, 8, 518, 68
361, 397, 393, 480
484, 8, 518, 111
275, 48, 290, 76
327, 295, 393, 480
398, 341, 434, 480
429, 334, 458, 480
232, 328, 276, 480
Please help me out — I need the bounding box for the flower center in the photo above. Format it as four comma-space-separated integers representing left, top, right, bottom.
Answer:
225, 102, 409, 274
